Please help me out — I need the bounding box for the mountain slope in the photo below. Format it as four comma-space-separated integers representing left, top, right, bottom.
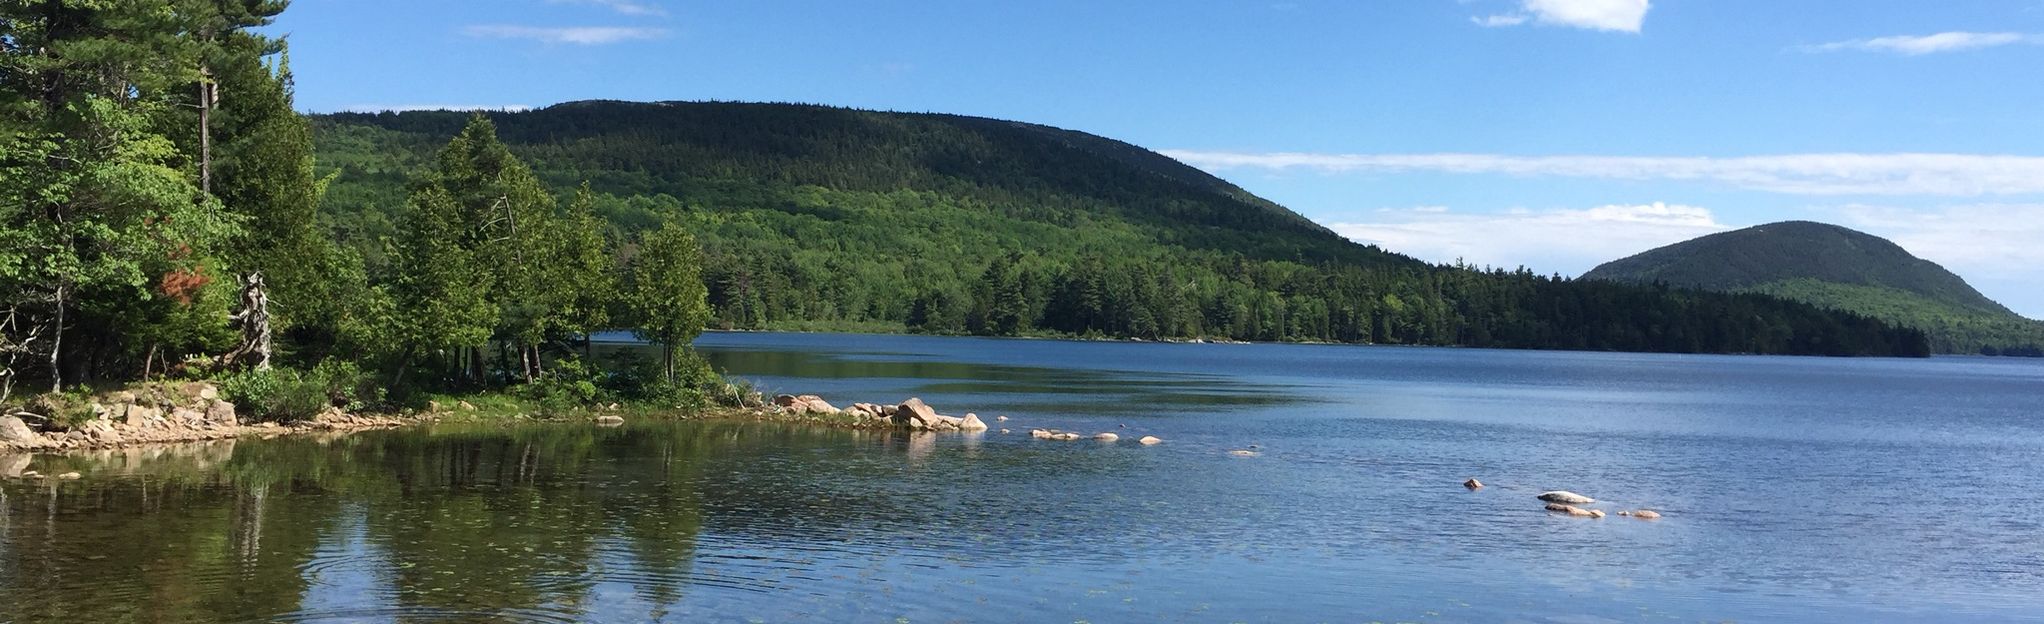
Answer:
1584, 221, 2042, 354
314, 100, 1402, 268
309, 101, 1928, 357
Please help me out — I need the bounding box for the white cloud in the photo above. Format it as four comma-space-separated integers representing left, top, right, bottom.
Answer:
1474, 0, 1649, 33
1800, 32, 2043, 56
1328, 202, 1726, 273
1831, 203, 2044, 278
339, 104, 535, 113
463, 25, 667, 45
1472, 14, 1529, 27
549, 0, 666, 17
1162, 150, 2044, 197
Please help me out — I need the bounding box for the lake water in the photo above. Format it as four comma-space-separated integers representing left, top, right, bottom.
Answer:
4, 332, 2044, 623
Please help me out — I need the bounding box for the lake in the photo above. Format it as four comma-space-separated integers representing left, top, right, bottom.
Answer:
4, 332, 2043, 623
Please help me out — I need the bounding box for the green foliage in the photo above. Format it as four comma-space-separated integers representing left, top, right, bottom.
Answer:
515, 358, 605, 417
310, 102, 1929, 358
1587, 222, 2042, 355
220, 368, 331, 423
626, 222, 713, 381
308, 358, 385, 412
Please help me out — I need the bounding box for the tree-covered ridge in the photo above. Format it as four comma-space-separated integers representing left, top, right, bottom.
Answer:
1584, 221, 2043, 355
312, 102, 1929, 357
314, 100, 1389, 268
1584, 221, 2010, 315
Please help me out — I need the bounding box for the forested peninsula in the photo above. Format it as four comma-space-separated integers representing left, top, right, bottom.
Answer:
2, 2, 1926, 440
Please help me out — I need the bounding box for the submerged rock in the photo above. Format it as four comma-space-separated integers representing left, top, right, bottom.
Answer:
594, 415, 625, 426
1030, 429, 1053, 439
1545, 503, 1603, 518
1093, 432, 1119, 442
1463, 478, 1484, 490
1537, 491, 1594, 504
1228, 449, 1260, 457
1138, 436, 1162, 445
1619, 510, 1662, 520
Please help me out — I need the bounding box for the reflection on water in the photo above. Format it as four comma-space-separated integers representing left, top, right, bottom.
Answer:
4, 333, 2044, 623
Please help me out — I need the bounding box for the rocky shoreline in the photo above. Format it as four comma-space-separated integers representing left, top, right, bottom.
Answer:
1, 381, 414, 454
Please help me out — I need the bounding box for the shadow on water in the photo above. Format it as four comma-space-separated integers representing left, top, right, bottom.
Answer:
0, 421, 1169, 623
680, 341, 1314, 414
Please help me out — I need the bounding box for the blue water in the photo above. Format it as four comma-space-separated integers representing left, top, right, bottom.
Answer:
3, 332, 2042, 623
693, 332, 2044, 623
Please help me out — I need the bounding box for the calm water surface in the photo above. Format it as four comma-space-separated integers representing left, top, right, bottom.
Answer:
4, 332, 2043, 623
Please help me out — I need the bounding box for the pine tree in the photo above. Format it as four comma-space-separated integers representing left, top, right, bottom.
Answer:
625, 222, 711, 384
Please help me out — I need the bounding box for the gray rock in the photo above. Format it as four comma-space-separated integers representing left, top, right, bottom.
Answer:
1138, 435, 1162, 445
171, 407, 206, 425
206, 400, 238, 426
0, 416, 39, 445
1545, 503, 1603, 518
1093, 432, 1119, 442
1464, 478, 1484, 490
893, 398, 939, 429
125, 405, 161, 427
958, 413, 989, 431
1537, 491, 1594, 504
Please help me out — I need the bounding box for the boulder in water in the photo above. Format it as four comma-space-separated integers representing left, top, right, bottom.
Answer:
1545, 503, 1603, 518
1537, 491, 1594, 504
893, 398, 939, 429
1228, 449, 1259, 457
1138, 436, 1162, 445
1463, 478, 1484, 490
1619, 509, 1662, 520
1093, 432, 1119, 442
959, 413, 989, 431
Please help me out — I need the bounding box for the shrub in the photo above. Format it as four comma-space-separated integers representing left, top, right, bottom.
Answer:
517, 358, 607, 417
219, 368, 331, 422
308, 359, 385, 412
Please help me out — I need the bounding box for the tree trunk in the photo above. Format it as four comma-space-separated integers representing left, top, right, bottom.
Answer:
48, 284, 64, 393
662, 344, 675, 384
198, 72, 212, 195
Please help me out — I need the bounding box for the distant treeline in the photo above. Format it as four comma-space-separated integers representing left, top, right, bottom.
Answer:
312, 102, 1931, 357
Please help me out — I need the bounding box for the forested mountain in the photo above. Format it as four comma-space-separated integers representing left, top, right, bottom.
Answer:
312, 102, 1927, 357
1584, 221, 2043, 355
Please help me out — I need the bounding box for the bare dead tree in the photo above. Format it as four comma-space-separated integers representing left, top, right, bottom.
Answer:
222, 272, 273, 371
0, 304, 51, 404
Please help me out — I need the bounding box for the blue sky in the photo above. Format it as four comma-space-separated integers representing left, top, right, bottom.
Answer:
275, 0, 2044, 317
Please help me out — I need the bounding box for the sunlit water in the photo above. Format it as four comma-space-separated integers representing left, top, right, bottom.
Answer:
4, 332, 2043, 623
